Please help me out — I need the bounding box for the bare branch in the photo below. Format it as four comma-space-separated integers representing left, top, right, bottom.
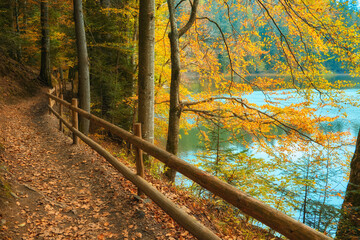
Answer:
182, 97, 217, 107
178, 0, 199, 38
181, 96, 318, 143
256, 0, 306, 74
175, 0, 186, 9
230, 97, 317, 143
257, 0, 324, 98
197, 17, 235, 91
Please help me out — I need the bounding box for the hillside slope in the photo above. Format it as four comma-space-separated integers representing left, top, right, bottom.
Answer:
0, 52, 39, 104
0, 55, 175, 239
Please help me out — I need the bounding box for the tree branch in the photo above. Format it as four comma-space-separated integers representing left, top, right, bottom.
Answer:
178, 0, 199, 38
182, 96, 318, 143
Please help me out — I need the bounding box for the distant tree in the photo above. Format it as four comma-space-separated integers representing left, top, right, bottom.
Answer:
73, 0, 90, 134
337, 129, 360, 239
0, 1, 14, 56
39, 0, 51, 87
84, 0, 135, 131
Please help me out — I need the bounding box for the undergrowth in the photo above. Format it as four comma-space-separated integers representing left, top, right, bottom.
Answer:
89, 133, 279, 239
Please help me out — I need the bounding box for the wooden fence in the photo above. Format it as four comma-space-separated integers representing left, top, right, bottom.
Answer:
46, 89, 332, 240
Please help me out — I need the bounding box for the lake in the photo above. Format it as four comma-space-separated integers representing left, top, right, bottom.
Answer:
174, 75, 360, 234
178, 76, 360, 161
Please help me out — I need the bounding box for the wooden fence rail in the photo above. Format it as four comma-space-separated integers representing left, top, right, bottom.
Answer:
46, 91, 332, 240
47, 105, 219, 240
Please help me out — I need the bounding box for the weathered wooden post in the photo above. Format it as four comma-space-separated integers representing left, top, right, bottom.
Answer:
72, 98, 79, 145
133, 123, 144, 196
59, 94, 64, 132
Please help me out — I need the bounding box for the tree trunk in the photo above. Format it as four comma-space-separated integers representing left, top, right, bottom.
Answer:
164, 0, 199, 182
23, 0, 28, 28
68, 66, 75, 97
59, 65, 64, 93
131, 5, 139, 127
137, 0, 155, 149
14, 0, 21, 61
39, 0, 51, 87
337, 129, 360, 239
303, 160, 310, 224
73, 0, 90, 135
164, 0, 181, 182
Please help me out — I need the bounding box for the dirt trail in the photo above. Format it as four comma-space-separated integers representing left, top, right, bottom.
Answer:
0, 92, 174, 239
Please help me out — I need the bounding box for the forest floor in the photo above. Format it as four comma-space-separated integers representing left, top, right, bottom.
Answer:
0, 53, 277, 239
0, 92, 181, 239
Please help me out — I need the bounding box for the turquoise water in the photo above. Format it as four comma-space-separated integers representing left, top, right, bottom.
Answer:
179, 88, 360, 163
175, 85, 359, 234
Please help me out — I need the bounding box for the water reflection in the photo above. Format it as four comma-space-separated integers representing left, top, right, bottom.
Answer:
173, 76, 360, 235
177, 85, 359, 231
180, 88, 360, 158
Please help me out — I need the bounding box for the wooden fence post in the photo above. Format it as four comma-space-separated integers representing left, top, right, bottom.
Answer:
59, 94, 64, 132
134, 123, 144, 196
72, 98, 79, 145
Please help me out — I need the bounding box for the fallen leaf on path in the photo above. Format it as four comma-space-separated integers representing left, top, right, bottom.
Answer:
18, 222, 26, 227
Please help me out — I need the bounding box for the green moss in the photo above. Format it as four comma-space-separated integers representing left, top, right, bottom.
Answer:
0, 175, 11, 199
0, 141, 10, 198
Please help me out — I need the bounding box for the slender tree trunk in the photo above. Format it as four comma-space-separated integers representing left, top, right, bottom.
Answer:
303, 160, 309, 224
14, 0, 21, 61
8, 0, 13, 30
132, 7, 139, 127
9, 0, 15, 59
59, 65, 64, 93
337, 129, 360, 239
317, 157, 330, 231
14, 0, 19, 33
23, 0, 27, 28
68, 66, 75, 97
39, 0, 51, 87
138, 0, 155, 148
214, 120, 220, 176
164, 0, 199, 182
73, 0, 90, 135
164, 0, 181, 181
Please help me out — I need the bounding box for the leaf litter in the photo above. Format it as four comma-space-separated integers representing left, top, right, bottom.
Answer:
0, 90, 279, 239
0, 93, 176, 239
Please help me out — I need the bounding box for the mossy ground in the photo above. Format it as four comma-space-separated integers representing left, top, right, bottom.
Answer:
0, 142, 11, 201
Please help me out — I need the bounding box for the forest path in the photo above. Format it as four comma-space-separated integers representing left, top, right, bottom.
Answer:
0, 92, 173, 240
